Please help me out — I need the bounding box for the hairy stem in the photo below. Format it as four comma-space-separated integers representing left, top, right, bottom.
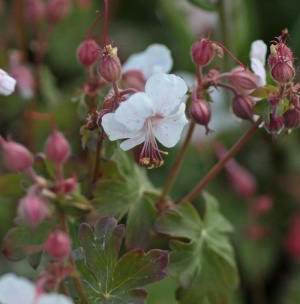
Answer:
159, 122, 196, 202
181, 117, 262, 203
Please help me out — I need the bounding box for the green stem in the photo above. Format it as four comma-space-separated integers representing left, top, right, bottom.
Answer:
159, 122, 196, 202
180, 117, 262, 203
92, 137, 103, 184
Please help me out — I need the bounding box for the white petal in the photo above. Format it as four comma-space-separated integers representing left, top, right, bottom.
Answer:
120, 132, 145, 151
145, 73, 188, 116
38, 294, 74, 304
251, 58, 266, 86
250, 40, 267, 65
102, 113, 140, 140
153, 103, 188, 148
122, 53, 145, 73
142, 44, 173, 79
0, 274, 35, 304
114, 92, 154, 131
0, 69, 16, 96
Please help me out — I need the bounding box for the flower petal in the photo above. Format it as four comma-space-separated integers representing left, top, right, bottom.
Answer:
0, 274, 35, 304
102, 113, 140, 140
145, 73, 188, 116
153, 103, 188, 147
114, 92, 154, 131
38, 294, 74, 304
251, 58, 266, 86
0, 69, 16, 96
122, 44, 173, 80
120, 132, 145, 151
250, 40, 267, 65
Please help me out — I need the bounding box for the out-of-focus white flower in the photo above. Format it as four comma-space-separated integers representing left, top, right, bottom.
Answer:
102, 73, 188, 168
122, 44, 173, 80
250, 40, 267, 86
0, 274, 74, 304
0, 68, 16, 96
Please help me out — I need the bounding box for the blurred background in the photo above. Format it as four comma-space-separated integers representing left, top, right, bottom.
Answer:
1, 0, 300, 303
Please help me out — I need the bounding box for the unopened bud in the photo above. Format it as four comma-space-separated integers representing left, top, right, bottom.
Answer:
45, 0, 71, 24
283, 108, 300, 129
77, 39, 100, 67
264, 114, 284, 134
189, 99, 212, 134
250, 195, 272, 215
45, 231, 71, 259
270, 61, 295, 84
98, 45, 121, 83
191, 38, 215, 66
229, 67, 258, 94
17, 187, 47, 228
45, 130, 70, 164
232, 94, 253, 121
0, 137, 33, 171
25, 0, 45, 25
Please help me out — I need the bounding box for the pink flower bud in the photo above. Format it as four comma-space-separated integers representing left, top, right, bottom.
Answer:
270, 61, 295, 84
0, 68, 16, 96
0, 137, 33, 171
17, 187, 47, 228
45, 231, 71, 259
189, 99, 212, 135
191, 38, 215, 66
98, 45, 121, 83
25, 0, 45, 25
76, 39, 100, 67
232, 94, 253, 121
283, 108, 300, 129
45, 130, 70, 164
45, 0, 71, 24
264, 114, 284, 134
285, 215, 300, 259
229, 67, 259, 94
250, 195, 272, 215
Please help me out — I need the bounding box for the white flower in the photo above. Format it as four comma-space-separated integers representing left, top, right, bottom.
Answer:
0, 68, 16, 96
250, 40, 267, 86
122, 44, 173, 80
102, 73, 188, 168
0, 274, 74, 304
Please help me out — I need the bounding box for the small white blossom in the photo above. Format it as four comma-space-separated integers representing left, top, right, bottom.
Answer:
0, 68, 16, 96
102, 73, 188, 168
122, 44, 173, 80
250, 40, 267, 86
0, 274, 74, 304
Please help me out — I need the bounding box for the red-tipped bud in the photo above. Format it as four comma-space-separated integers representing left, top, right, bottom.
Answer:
45, 231, 71, 259
191, 38, 215, 66
229, 67, 259, 94
17, 187, 47, 228
25, 0, 45, 25
45, 0, 71, 24
45, 130, 70, 164
189, 99, 212, 134
285, 215, 300, 260
98, 45, 121, 83
283, 108, 300, 129
250, 195, 272, 215
232, 94, 253, 121
270, 61, 295, 84
122, 70, 146, 91
0, 137, 33, 171
264, 114, 284, 134
76, 39, 100, 67
61, 174, 77, 195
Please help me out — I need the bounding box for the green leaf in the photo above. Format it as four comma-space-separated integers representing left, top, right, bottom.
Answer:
155, 193, 238, 304
186, 0, 217, 11
80, 125, 92, 150
70, 216, 169, 303
252, 98, 270, 122
92, 148, 161, 249
251, 85, 277, 98
0, 173, 24, 198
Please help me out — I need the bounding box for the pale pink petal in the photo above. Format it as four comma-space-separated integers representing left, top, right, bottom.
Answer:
0, 69, 16, 96
145, 73, 187, 116
0, 274, 35, 304
122, 53, 145, 73
38, 294, 74, 304
120, 132, 145, 151
114, 92, 154, 132
251, 58, 266, 86
153, 103, 188, 147
102, 113, 139, 140
250, 40, 267, 65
